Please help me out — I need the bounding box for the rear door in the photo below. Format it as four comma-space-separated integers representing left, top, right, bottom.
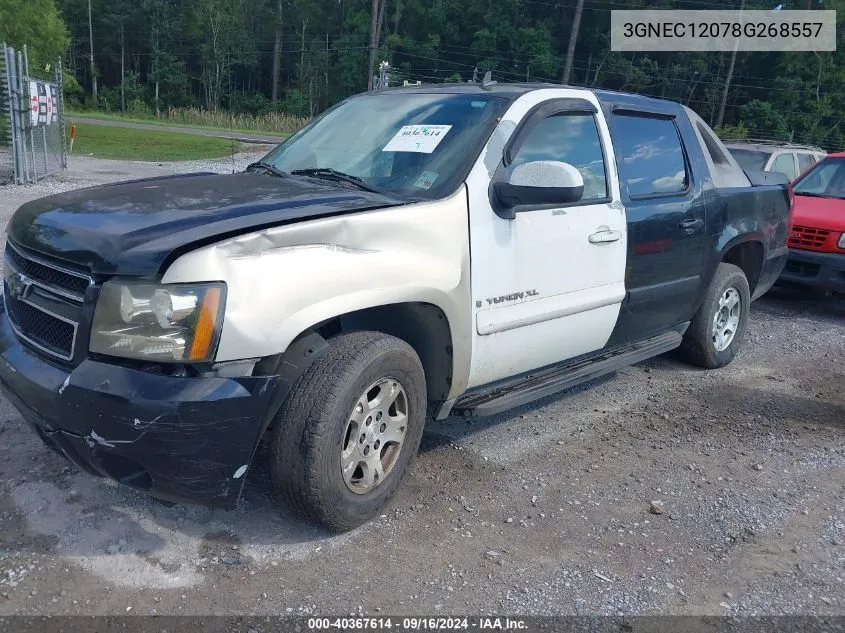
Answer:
602, 106, 708, 346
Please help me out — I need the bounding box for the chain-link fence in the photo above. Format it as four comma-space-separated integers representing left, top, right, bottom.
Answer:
1, 45, 14, 185
1, 43, 66, 186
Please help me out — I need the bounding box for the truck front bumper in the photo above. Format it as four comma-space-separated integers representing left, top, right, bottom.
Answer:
779, 249, 845, 293
0, 302, 281, 509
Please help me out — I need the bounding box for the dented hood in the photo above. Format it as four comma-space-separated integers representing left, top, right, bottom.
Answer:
7, 171, 401, 276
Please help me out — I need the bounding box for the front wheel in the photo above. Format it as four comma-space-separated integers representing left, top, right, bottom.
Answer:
269, 331, 427, 532
677, 263, 751, 369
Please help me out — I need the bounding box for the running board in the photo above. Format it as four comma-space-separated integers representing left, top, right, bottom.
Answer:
453, 330, 684, 417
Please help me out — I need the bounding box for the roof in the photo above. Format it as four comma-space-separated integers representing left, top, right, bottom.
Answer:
377, 81, 566, 98
723, 140, 826, 153
374, 81, 684, 111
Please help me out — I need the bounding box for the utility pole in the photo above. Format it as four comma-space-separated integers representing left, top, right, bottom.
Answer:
271, 0, 283, 102
367, 0, 387, 90
716, 0, 746, 128
561, 0, 584, 84
88, 0, 97, 102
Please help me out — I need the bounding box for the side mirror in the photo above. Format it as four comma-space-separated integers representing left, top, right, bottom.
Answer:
492, 160, 585, 219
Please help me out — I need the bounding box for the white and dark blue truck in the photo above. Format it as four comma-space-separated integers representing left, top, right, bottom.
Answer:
0, 82, 791, 531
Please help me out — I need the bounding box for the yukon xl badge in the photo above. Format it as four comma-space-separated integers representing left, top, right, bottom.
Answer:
477, 290, 540, 308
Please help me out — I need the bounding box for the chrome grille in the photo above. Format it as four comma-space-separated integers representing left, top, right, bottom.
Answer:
3, 241, 92, 362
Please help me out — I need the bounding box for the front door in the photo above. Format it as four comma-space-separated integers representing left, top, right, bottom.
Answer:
464, 90, 627, 389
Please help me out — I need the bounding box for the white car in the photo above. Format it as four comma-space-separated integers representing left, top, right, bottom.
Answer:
725, 140, 826, 181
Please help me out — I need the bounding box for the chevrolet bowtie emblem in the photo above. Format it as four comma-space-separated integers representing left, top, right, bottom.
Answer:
6, 271, 33, 300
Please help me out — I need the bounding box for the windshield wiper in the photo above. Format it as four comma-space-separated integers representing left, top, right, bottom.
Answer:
290, 168, 385, 194
246, 161, 290, 179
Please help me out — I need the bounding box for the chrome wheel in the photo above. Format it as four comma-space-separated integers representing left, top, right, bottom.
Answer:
712, 287, 741, 352
341, 378, 409, 495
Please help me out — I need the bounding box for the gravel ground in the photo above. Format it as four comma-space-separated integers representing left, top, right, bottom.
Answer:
0, 157, 842, 620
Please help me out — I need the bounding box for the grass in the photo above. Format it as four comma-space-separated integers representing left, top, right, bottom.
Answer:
68, 107, 309, 136
66, 123, 236, 161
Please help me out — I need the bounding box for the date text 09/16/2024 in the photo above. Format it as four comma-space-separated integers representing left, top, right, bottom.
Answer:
306, 617, 528, 631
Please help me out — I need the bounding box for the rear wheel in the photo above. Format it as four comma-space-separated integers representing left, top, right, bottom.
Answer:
269, 331, 426, 532
678, 263, 751, 369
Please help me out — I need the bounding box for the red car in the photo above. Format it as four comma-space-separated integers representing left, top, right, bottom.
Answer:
779, 152, 845, 293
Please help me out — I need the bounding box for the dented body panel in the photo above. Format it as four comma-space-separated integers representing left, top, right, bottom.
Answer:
7, 172, 402, 276
162, 188, 474, 398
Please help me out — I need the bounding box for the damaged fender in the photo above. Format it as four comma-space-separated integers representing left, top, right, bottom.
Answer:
161, 187, 475, 400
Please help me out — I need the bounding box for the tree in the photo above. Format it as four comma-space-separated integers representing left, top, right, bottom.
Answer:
0, 0, 69, 71
36, 0, 845, 152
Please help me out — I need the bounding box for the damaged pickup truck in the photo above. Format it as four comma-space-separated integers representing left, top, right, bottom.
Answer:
0, 82, 791, 531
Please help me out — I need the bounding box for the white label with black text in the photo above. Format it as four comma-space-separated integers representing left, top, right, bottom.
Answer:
383, 125, 452, 153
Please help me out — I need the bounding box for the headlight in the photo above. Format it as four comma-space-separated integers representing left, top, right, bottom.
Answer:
90, 280, 226, 363
838, 233, 845, 250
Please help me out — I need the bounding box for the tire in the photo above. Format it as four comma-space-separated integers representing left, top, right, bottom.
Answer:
269, 331, 427, 532
677, 262, 751, 369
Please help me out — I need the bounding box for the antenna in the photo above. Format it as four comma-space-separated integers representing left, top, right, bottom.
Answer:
480, 71, 497, 90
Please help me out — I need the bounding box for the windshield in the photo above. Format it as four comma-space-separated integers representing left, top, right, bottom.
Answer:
793, 157, 845, 200
260, 92, 511, 200
727, 148, 772, 172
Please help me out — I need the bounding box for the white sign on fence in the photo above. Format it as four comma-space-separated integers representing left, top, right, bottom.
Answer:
28, 79, 58, 126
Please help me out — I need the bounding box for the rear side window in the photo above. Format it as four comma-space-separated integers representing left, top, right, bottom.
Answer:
797, 153, 815, 172
771, 153, 797, 180
612, 114, 688, 197
510, 112, 609, 201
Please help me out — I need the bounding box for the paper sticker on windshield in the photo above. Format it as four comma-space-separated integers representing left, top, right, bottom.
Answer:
383, 125, 452, 154
414, 171, 439, 190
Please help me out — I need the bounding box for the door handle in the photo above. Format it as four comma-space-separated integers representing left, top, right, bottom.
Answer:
679, 218, 703, 232
588, 229, 622, 244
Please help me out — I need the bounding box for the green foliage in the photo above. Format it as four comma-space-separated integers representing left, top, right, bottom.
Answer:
714, 122, 749, 141
42, 0, 845, 151
0, 0, 69, 71
62, 73, 84, 104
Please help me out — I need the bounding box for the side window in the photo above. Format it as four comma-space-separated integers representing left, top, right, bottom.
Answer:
612, 114, 688, 197
797, 153, 814, 172
510, 112, 609, 201
771, 153, 797, 180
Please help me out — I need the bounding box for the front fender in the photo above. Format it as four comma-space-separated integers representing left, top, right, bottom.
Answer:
161, 187, 473, 397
